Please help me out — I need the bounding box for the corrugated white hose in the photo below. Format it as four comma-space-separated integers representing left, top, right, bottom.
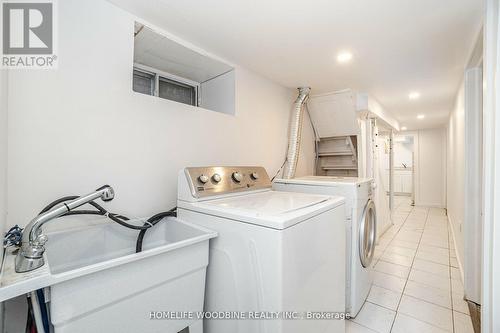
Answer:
283, 87, 311, 179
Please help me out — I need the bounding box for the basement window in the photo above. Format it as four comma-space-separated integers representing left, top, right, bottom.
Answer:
133, 66, 199, 106
133, 22, 235, 114
158, 77, 197, 106
132, 69, 154, 96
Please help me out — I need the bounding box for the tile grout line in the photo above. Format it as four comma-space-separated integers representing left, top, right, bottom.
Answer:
388, 205, 430, 333
374, 212, 408, 269
371, 210, 407, 268
364, 300, 401, 313
400, 211, 457, 332
385, 206, 415, 330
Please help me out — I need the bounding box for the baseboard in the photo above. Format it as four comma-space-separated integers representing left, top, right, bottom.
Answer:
447, 215, 465, 284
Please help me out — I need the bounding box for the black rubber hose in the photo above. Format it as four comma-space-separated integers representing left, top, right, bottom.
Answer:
109, 213, 130, 221
134, 216, 168, 253
135, 208, 177, 253
37, 194, 177, 251
33, 195, 182, 266
39, 196, 79, 213
39, 196, 108, 215
39, 196, 149, 230
60, 210, 105, 216
135, 210, 176, 253
26, 295, 34, 333
107, 213, 153, 230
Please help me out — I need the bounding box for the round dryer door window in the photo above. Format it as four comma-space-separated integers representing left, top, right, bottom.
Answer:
359, 199, 377, 268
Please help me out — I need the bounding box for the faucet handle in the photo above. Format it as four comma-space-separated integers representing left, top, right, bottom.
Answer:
96, 185, 114, 202
33, 234, 48, 246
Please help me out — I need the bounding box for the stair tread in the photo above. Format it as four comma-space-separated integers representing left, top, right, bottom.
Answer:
318, 151, 353, 156
322, 165, 358, 170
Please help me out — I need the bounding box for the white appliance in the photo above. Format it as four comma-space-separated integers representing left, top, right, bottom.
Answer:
273, 176, 376, 317
177, 166, 346, 333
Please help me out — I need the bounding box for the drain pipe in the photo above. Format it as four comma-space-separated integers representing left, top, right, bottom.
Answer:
283, 87, 311, 179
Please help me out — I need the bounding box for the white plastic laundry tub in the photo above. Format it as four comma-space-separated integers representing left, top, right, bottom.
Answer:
41, 217, 217, 333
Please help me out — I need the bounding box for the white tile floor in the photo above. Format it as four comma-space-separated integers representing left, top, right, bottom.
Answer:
347, 197, 475, 333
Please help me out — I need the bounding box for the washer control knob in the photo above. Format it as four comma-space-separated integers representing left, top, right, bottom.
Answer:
250, 172, 259, 180
232, 172, 243, 183
212, 173, 222, 183
198, 174, 209, 184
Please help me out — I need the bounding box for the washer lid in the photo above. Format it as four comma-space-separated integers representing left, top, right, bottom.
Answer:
179, 190, 345, 229
274, 176, 373, 187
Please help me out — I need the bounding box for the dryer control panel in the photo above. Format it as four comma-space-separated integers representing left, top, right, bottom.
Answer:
183, 166, 271, 198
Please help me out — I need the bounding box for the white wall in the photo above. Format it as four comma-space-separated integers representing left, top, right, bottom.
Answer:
0, 65, 8, 333
5, 0, 315, 227
0, 70, 7, 251
200, 70, 235, 115
447, 82, 466, 271
413, 128, 447, 208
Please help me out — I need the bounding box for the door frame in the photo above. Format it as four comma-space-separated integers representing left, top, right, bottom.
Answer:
372, 120, 395, 237
394, 131, 419, 205
482, 0, 500, 331
464, 66, 483, 304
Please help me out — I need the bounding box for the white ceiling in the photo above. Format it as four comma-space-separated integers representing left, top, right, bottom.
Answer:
110, 0, 484, 129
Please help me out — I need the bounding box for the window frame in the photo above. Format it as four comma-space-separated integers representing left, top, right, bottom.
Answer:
133, 63, 200, 107
132, 68, 156, 96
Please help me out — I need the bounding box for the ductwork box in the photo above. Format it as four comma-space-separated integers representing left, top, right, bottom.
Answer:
308, 89, 399, 138
307, 90, 399, 177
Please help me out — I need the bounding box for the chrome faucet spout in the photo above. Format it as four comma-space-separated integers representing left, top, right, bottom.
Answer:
15, 185, 115, 273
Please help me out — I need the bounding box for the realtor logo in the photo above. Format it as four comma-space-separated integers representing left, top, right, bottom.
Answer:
1, 1, 57, 68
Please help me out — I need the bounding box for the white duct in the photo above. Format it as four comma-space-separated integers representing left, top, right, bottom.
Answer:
283, 87, 311, 179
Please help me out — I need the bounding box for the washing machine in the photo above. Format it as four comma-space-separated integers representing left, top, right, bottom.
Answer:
273, 176, 376, 317
177, 167, 346, 333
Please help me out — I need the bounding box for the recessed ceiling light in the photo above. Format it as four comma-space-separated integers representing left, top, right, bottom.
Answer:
401, 126, 407, 131
337, 51, 353, 63
409, 92, 420, 100
417, 114, 425, 119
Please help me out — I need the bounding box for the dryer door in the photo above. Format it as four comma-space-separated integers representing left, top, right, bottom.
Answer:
359, 199, 377, 268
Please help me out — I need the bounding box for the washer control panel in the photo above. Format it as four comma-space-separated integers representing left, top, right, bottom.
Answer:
184, 166, 271, 198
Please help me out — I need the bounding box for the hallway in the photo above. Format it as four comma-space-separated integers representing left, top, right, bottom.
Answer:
347, 198, 475, 333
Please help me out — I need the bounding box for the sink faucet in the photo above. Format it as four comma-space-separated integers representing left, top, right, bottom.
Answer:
15, 185, 115, 273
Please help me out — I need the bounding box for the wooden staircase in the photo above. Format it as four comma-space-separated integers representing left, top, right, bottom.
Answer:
316, 136, 359, 177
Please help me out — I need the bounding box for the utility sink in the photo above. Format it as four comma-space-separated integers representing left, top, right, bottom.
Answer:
0, 216, 217, 333
45, 216, 209, 274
